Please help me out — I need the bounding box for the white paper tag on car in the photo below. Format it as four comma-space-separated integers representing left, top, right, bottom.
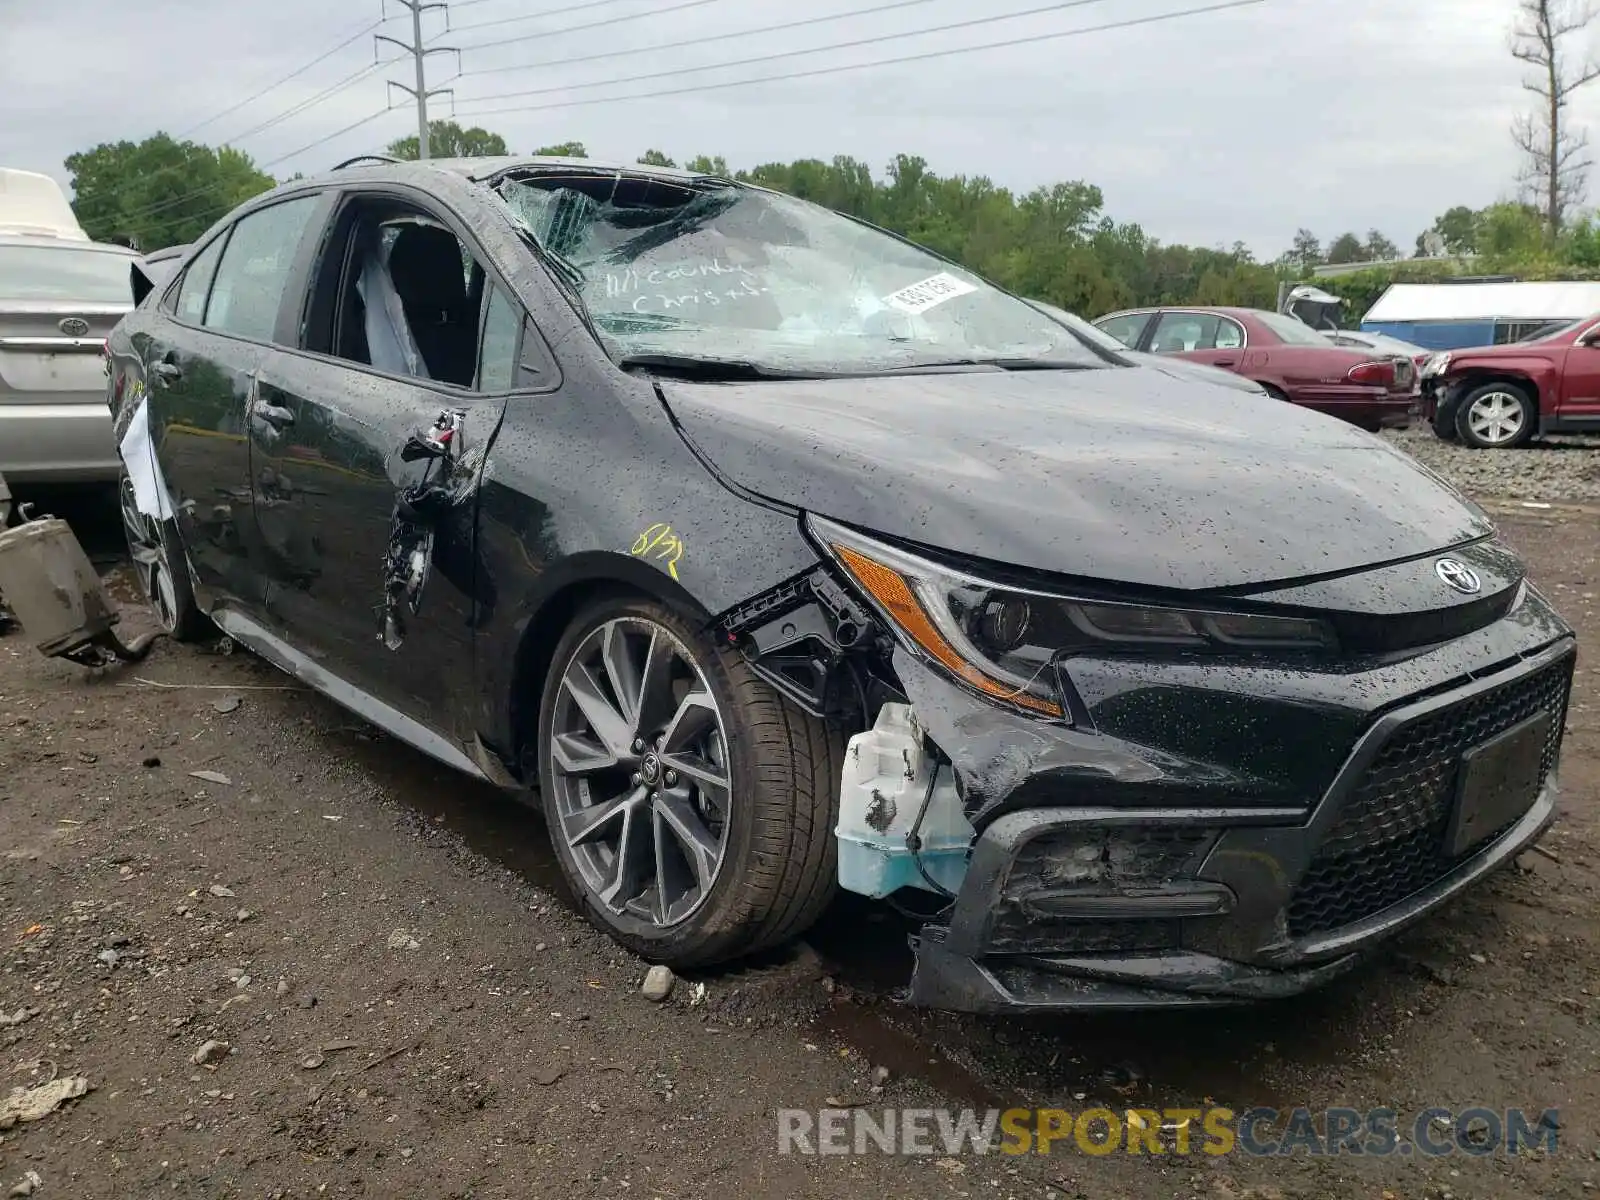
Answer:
118, 397, 175, 521
882, 272, 979, 315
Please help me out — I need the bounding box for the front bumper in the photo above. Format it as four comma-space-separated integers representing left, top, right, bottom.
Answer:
0, 402, 119, 483
896, 610, 1575, 1013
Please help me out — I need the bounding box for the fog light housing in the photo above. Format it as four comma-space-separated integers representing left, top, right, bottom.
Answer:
987, 827, 1225, 956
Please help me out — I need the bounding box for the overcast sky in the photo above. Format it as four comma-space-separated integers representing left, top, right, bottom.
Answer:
5, 0, 1590, 258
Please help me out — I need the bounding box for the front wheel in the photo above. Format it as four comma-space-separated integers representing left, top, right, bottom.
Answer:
1455, 382, 1536, 449
537, 595, 841, 968
118, 471, 209, 641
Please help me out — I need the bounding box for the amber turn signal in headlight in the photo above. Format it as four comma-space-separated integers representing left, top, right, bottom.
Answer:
809, 516, 1337, 722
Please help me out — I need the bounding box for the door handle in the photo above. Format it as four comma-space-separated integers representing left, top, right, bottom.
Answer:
252, 400, 295, 429
153, 360, 183, 385
1214, 358, 1238, 368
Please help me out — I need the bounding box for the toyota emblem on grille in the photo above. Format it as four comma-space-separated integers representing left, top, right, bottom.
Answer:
58, 317, 90, 337
1435, 558, 1482, 594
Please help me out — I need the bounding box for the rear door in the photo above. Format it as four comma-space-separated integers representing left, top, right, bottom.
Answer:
135, 195, 327, 600
245, 189, 531, 728
1146, 310, 1247, 374
0, 238, 133, 480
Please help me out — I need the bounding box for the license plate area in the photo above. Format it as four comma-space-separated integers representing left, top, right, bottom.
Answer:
1444, 711, 1552, 857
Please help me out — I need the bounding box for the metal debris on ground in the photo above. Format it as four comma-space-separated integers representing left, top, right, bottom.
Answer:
190, 770, 232, 786
0, 1076, 91, 1130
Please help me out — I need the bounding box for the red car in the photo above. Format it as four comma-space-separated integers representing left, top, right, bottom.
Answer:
1093, 306, 1416, 431
1419, 314, 1600, 448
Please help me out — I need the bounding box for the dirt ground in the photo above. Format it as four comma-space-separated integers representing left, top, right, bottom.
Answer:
1, 483, 1598, 1198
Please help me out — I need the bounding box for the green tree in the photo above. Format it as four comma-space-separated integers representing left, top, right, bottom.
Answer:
66, 134, 275, 250
1364, 229, 1399, 261
1326, 232, 1367, 264
531, 141, 588, 158
1286, 228, 1323, 272
386, 120, 509, 160
685, 154, 731, 176
1477, 201, 1550, 265
1416, 205, 1481, 255
637, 149, 677, 167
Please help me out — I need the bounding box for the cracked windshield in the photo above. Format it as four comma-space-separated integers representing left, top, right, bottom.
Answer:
499, 176, 1104, 373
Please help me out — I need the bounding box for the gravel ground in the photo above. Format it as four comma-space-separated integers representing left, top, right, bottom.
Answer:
1383, 424, 1600, 502
0, 477, 1598, 1198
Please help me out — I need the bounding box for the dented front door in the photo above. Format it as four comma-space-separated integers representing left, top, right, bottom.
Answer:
245, 348, 505, 728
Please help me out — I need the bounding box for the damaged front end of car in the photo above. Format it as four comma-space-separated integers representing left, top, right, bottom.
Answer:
717, 514, 1575, 1014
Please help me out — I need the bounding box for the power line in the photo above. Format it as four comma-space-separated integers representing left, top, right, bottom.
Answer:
267, 106, 404, 169
455, 0, 1263, 117
177, 17, 385, 138
136, 105, 406, 240
450, 0, 732, 58
77, 61, 394, 215
458, 0, 944, 80
459, 0, 1115, 104
448, 0, 654, 36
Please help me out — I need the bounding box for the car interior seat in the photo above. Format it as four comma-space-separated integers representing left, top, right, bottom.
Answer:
387, 224, 478, 387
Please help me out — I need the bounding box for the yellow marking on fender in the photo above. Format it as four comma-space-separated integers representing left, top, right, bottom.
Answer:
630, 522, 685, 581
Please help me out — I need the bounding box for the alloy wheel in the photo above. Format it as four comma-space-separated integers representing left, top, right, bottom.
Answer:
547, 616, 732, 927
1465, 391, 1526, 446
118, 474, 179, 633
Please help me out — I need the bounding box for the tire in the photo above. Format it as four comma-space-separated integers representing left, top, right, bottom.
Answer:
1430, 406, 1459, 441
1454, 381, 1536, 449
537, 594, 841, 968
118, 469, 209, 642
1258, 383, 1290, 403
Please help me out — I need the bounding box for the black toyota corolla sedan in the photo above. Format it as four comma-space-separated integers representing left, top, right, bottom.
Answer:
105, 154, 1575, 1012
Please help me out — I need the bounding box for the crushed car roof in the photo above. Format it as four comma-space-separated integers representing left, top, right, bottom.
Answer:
324, 154, 722, 185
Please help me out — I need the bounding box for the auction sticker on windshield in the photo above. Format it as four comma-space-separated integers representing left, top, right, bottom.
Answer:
883, 272, 979, 315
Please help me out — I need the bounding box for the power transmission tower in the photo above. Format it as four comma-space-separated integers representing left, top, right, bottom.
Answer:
378, 0, 458, 160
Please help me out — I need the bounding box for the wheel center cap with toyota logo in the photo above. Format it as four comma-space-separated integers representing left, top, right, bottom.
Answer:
58, 317, 90, 337
639, 751, 662, 785
1435, 558, 1482, 595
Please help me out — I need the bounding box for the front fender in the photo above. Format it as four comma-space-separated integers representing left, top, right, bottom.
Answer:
467, 359, 823, 765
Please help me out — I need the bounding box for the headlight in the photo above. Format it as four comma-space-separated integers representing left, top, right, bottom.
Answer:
809, 516, 1337, 721
1421, 352, 1451, 379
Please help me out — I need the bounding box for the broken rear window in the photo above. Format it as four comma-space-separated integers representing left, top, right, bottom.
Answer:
494, 172, 1103, 375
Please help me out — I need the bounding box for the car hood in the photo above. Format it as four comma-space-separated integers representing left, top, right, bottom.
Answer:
658, 367, 1492, 591
1127, 351, 1262, 393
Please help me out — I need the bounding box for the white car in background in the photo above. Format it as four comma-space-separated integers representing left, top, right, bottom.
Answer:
0, 168, 137, 483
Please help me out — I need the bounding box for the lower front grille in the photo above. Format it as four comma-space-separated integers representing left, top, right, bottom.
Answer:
1286, 653, 1573, 939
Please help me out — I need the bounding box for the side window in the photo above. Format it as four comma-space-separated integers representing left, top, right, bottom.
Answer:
1215, 318, 1245, 350
172, 236, 227, 324
1094, 314, 1148, 348
309, 202, 489, 389
204, 196, 320, 342
1150, 313, 1219, 354
476, 284, 521, 392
